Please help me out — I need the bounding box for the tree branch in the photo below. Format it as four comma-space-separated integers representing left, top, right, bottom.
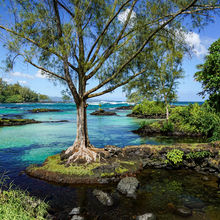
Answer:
53, 0, 80, 104
57, 0, 75, 19
0, 24, 78, 72
87, 67, 148, 98
20, 54, 66, 81
85, 0, 199, 96
86, 0, 137, 80
85, 0, 131, 64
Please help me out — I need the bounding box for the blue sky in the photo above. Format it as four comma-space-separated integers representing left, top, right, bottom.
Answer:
0, 5, 219, 101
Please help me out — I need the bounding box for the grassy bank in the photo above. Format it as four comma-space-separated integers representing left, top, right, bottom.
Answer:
0, 174, 48, 220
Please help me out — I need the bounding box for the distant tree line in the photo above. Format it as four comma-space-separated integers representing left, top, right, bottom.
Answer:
0, 78, 49, 103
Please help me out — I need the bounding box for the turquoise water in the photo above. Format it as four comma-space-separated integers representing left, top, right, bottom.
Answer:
0, 102, 204, 164
1, 102, 220, 220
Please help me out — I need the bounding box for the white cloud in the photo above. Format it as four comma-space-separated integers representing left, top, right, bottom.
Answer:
11, 72, 34, 79
3, 78, 13, 83
35, 70, 47, 78
184, 32, 208, 57
118, 8, 136, 25
18, 80, 27, 85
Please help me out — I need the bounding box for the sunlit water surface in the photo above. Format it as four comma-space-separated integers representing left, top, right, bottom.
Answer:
0, 102, 219, 219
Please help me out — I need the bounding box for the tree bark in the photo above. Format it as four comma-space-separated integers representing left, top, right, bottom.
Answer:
64, 99, 98, 164
74, 100, 89, 148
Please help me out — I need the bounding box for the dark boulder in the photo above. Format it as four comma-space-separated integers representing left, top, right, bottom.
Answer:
90, 109, 117, 116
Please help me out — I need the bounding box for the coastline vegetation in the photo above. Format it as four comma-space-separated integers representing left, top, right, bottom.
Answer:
135, 101, 220, 141
0, 78, 49, 103
0, 174, 48, 220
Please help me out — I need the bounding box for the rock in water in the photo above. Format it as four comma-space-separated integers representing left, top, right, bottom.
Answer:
93, 189, 114, 206
69, 207, 80, 215
71, 215, 84, 220
175, 207, 192, 217
117, 177, 139, 198
136, 213, 156, 220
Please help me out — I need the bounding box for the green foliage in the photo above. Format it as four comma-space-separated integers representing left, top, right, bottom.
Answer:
150, 121, 162, 130
161, 120, 174, 133
5, 94, 24, 103
124, 36, 184, 104
133, 100, 165, 115
166, 149, 184, 165
169, 103, 220, 141
186, 151, 211, 160
0, 78, 47, 103
195, 38, 220, 112
140, 119, 157, 128
38, 94, 49, 101
0, 173, 48, 220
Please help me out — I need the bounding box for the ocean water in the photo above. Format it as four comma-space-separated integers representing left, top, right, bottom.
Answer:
0, 101, 204, 165
1, 101, 220, 220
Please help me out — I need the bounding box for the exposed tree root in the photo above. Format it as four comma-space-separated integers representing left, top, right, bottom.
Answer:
63, 143, 100, 164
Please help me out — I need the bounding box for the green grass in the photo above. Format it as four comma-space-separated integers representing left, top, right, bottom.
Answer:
33, 154, 103, 176
0, 174, 48, 220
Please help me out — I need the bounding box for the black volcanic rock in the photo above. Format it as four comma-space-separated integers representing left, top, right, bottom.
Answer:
90, 109, 117, 116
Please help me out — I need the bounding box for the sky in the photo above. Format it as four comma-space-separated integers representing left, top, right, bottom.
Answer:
0, 3, 219, 102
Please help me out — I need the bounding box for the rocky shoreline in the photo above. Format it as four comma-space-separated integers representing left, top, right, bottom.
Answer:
26, 142, 220, 185
132, 123, 203, 137
127, 112, 166, 119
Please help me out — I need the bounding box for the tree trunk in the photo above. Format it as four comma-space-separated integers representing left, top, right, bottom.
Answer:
166, 104, 169, 120
64, 99, 98, 164
74, 100, 89, 148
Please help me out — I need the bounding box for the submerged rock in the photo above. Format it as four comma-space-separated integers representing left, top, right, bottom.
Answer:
90, 109, 117, 116
117, 177, 139, 198
71, 215, 84, 220
69, 207, 80, 215
29, 108, 62, 113
184, 200, 205, 209
93, 189, 113, 206
175, 207, 192, 217
136, 213, 156, 220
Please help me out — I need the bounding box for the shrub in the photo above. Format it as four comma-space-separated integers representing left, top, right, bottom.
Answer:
186, 151, 211, 160
169, 102, 220, 141
161, 120, 174, 133
166, 149, 184, 165
132, 99, 165, 115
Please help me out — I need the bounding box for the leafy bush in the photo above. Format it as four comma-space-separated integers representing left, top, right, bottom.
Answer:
132, 99, 165, 115
161, 120, 174, 133
140, 119, 157, 128
5, 95, 24, 103
169, 102, 220, 141
166, 149, 184, 165
186, 151, 211, 160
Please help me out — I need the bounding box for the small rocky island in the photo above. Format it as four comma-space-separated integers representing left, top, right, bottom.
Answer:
0, 118, 41, 126
90, 109, 117, 116
29, 108, 62, 113
0, 117, 69, 127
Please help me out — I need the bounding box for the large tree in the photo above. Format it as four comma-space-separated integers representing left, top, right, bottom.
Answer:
195, 38, 220, 112
0, 0, 219, 163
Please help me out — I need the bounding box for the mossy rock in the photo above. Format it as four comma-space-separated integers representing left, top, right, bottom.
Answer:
0, 118, 41, 126
26, 154, 142, 184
